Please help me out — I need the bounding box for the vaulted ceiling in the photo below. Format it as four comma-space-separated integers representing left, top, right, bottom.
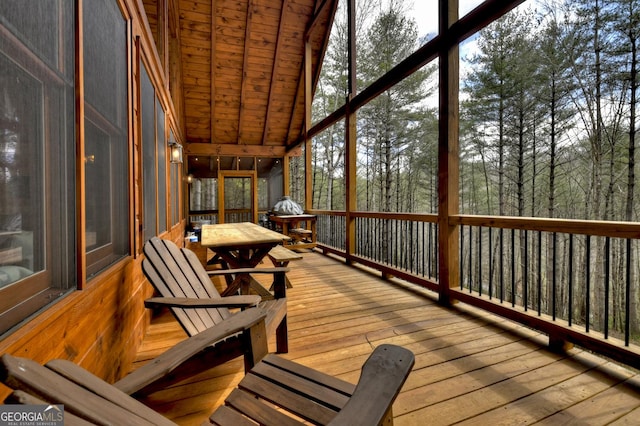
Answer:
170, 0, 337, 155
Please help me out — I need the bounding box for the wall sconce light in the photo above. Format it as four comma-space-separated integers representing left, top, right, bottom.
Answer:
169, 142, 183, 164
185, 174, 193, 184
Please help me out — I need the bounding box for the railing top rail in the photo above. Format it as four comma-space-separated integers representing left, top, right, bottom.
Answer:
307, 209, 346, 216
309, 210, 640, 238
454, 215, 640, 239
308, 210, 438, 222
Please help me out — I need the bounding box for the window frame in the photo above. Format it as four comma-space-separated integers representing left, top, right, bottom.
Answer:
0, 0, 76, 335
82, 0, 131, 280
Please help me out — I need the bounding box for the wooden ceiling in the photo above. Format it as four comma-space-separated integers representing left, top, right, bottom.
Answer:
172, 0, 337, 155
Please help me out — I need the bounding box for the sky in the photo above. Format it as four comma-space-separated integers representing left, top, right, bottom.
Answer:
409, 0, 487, 38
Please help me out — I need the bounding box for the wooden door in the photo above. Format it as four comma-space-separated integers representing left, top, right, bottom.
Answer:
217, 171, 258, 223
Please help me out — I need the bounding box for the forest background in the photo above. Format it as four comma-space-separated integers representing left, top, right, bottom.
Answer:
294, 0, 639, 221
289, 0, 640, 340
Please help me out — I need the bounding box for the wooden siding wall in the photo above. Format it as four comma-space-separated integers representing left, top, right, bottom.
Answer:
0, 0, 184, 400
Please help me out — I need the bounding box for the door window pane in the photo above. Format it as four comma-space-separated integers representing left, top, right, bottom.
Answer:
223, 175, 254, 223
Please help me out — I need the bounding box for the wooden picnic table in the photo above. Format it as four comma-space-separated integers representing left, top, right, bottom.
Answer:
269, 214, 317, 250
201, 222, 290, 298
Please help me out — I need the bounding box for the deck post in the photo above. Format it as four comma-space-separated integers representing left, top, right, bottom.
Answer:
437, 0, 460, 306
345, 0, 357, 264
304, 39, 313, 213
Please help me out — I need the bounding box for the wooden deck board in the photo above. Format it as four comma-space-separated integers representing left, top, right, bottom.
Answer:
134, 251, 640, 425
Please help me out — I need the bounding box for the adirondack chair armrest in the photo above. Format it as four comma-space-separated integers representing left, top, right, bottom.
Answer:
6, 391, 95, 425
206, 266, 290, 276
145, 295, 261, 310
327, 344, 415, 426
113, 308, 268, 395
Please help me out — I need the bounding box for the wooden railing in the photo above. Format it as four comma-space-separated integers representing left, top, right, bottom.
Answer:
309, 210, 640, 369
188, 209, 255, 226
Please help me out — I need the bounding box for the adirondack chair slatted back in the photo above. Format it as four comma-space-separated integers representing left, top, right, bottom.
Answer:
0, 354, 175, 425
143, 237, 230, 337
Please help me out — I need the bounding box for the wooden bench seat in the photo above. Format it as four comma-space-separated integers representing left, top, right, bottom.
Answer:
268, 244, 304, 263
268, 245, 302, 288
290, 228, 312, 235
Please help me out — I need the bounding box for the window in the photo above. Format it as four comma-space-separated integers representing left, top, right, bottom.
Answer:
141, 63, 168, 241
156, 99, 167, 234
0, 0, 75, 335
83, 0, 129, 277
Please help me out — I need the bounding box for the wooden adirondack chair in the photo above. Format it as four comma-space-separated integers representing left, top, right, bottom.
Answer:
209, 344, 415, 426
136, 237, 289, 394
1, 307, 414, 425
1, 308, 269, 425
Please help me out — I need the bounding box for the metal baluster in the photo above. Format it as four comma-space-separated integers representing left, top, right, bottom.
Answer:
625, 238, 631, 346
524, 230, 528, 311
489, 227, 493, 300
460, 226, 465, 290
537, 231, 542, 315
469, 226, 473, 292
604, 237, 610, 338
500, 228, 504, 303
511, 228, 515, 307
478, 227, 483, 297
552, 232, 557, 321
586, 235, 591, 333
568, 234, 574, 326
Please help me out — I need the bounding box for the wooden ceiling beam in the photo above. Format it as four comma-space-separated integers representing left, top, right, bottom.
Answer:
312, 0, 338, 89
305, 0, 332, 39
261, 0, 288, 145
210, 0, 217, 144
285, 61, 303, 148
186, 143, 300, 157
286, 0, 338, 149
237, 0, 255, 144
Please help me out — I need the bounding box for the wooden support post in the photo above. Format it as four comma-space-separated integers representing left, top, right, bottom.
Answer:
345, 0, 357, 264
437, 0, 460, 306
304, 39, 313, 212
283, 154, 290, 197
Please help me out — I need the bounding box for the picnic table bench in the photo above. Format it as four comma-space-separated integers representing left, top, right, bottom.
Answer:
268, 244, 303, 288
269, 214, 317, 250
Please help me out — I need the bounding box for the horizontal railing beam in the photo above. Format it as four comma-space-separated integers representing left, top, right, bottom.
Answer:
453, 215, 640, 239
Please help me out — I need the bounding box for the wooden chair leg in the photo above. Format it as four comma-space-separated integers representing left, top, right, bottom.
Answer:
242, 317, 269, 371
275, 315, 288, 354
269, 260, 293, 289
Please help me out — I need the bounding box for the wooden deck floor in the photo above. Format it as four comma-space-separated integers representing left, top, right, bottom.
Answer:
134, 251, 640, 425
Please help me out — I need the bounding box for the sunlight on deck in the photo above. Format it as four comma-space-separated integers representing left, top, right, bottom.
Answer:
134, 251, 640, 425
